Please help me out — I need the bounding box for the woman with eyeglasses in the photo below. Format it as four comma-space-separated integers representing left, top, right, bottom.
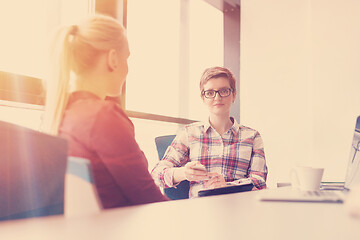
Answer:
43, 14, 168, 208
152, 66, 268, 197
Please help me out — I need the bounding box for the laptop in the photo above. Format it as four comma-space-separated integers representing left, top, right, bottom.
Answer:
0, 120, 68, 221
259, 115, 360, 203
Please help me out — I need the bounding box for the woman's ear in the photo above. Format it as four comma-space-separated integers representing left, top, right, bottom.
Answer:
232, 90, 237, 103
200, 93, 206, 103
107, 49, 118, 72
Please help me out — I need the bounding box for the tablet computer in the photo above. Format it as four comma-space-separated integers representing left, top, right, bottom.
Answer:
198, 183, 254, 197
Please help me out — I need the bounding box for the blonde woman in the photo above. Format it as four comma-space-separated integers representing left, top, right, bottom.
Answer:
43, 14, 168, 208
152, 67, 268, 197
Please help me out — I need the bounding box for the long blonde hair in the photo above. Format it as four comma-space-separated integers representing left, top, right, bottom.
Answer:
42, 14, 126, 135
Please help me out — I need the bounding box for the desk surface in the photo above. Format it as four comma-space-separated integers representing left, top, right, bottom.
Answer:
1, 188, 359, 240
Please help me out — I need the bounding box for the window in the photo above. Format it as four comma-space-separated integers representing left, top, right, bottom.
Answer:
188, 0, 224, 120
126, 0, 223, 122
0, 0, 93, 129
0, 0, 48, 79
126, 0, 181, 117
0, 0, 93, 79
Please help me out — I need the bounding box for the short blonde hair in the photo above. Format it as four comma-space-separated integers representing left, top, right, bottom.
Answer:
199, 66, 236, 93
42, 14, 127, 135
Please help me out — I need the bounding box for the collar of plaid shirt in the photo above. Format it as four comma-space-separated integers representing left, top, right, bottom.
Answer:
203, 117, 240, 136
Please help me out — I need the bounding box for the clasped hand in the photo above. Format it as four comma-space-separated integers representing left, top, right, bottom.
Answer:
181, 162, 226, 189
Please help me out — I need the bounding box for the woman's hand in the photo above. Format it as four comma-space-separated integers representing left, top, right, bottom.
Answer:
173, 162, 208, 183
204, 172, 226, 189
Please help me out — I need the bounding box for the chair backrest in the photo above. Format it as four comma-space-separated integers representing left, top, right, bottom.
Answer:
0, 121, 67, 222
155, 135, 190, 200
65, 156, 102, 217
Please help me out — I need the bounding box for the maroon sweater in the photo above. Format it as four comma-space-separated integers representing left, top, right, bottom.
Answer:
59, 91, 168, 208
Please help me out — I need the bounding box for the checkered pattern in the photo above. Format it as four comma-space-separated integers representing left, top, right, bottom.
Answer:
151, 118, 268, 197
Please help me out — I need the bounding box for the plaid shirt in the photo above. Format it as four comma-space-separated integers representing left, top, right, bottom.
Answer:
151, 118, 268, 197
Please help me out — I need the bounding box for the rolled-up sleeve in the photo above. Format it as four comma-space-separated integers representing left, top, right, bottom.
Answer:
246, 132, 267, 189
151, 129, 190, 188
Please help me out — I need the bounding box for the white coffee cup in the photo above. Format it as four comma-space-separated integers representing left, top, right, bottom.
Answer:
290, 166, 324, 191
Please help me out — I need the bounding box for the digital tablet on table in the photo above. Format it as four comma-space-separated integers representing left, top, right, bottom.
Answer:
198, 183, 254, 197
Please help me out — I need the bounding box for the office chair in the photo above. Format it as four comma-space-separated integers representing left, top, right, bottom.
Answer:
0, 121, 67, 222
155, 135, 190, 200
65, 156, 102, 217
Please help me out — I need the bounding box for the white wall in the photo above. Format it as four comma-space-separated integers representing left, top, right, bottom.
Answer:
240, 0, 360, 187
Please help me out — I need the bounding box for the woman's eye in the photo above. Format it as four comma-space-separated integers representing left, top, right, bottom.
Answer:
220, 89, 229, 95
205, 91, 215, 97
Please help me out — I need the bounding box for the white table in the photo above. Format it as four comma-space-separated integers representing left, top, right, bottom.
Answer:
1, 188, 359, 240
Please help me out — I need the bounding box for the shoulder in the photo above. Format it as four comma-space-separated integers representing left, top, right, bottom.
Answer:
89, 101, 139, 154
75, 98, 131, 126
184, 121, 204, 130
181, 121, 206, 135
171, 121, 204, 145
239, 125, 258, 132
99, 100, 128, 117
67, 94, 133, 134
67, 92, 127, 119
239, 125, 262, 138
95, 100, 133, 131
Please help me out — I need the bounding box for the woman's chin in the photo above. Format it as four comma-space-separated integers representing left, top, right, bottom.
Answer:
210, 109, 230, 117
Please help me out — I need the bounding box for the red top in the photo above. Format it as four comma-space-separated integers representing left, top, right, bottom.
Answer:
59, 91, 168, 208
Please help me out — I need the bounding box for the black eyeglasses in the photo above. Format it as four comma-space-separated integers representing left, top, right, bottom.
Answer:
202, 88, 233, 99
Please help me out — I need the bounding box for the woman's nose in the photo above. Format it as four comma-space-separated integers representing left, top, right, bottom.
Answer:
214, 92, 222, 100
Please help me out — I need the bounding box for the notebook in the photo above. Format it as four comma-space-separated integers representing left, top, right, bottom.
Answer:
259, 115, 360, 203
0, 121, 68, 221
